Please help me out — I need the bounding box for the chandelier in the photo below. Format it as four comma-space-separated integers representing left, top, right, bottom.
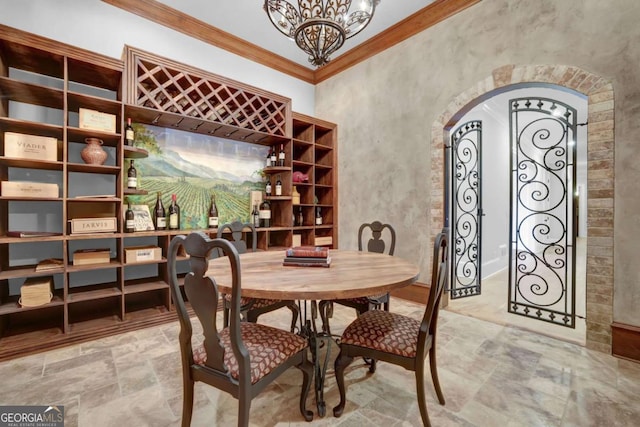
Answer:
264, 0, 380, 67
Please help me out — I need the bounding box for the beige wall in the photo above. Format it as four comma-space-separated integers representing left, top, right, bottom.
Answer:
315, 0, 640, 327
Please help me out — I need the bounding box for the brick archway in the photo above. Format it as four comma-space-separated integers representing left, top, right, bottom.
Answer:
430, 65, 614, 353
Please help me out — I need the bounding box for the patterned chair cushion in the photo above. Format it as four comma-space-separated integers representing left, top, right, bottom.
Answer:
222, 294, 283, 309
192, 322, 307, 384
340, 310, 420, 358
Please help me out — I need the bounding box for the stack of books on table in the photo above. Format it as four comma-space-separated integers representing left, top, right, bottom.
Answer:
283, 246, 331, 267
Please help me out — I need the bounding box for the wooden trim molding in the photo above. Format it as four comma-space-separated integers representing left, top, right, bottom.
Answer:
315, 0, 481, 83
612, 322, 640, 362
0, 23, 123, 72
391, 282, 431, 305
101, 0, 315, 84
102, 0, 480, 85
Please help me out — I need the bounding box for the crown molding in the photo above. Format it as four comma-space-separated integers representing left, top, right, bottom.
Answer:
315, 0, 481, 83
103, 0, 480, 85
102, 0, 315, 84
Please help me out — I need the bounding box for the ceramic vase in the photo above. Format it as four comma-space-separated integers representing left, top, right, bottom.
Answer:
81, 138, 107, 165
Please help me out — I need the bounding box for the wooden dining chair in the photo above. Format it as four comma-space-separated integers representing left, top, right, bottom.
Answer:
319, 221, 396, 338
217, 221, 299, 332
333, 228, 449, 427
168, 231, 313, 426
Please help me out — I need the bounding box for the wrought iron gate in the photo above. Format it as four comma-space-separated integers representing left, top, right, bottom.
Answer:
508, 97, 577, 327
450, 120, 482, 299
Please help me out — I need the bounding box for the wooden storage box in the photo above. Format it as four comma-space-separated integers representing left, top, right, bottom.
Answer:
314, 236, 333, 246
125, 245, 162, 263
79, 108, 116, 133
4, 132, 58, 161
73, 248, 111, 266
20, 276, 53, 307
70, 217, 117, 234
1, 181, 59, 198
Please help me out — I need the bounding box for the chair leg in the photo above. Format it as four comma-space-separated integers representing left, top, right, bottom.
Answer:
297, 354, 314, 422
287, 302, 299, 333
238, 397, 251, 427
332, 350, 354, 418
415, 363, 431, 427
429, 346, 445, 405
181, 377, 194, 427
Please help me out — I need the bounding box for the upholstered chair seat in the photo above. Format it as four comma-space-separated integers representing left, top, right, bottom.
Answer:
193, 322, 308, 384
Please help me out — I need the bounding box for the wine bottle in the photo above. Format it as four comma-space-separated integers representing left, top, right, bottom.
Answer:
270, 147, 277, 166
315, 207, 322, 225
252, 204, 260, 228
265, 178, 272, 197
275, 175, 282, 196
125, 118, 135, 146
297, 207, 304, 227
154, 192, 166, 230
125, 199, 135, 233
278, 144, 285, 167
208, 194, 219, 228
265, 148, 272, 168
169, 193, 180, 230
259, 199, 271, 228
127, 160, 137, 189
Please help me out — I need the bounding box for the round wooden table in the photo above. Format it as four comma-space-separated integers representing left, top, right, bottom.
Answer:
207, 248, 419, 418
207, 249, 420, 300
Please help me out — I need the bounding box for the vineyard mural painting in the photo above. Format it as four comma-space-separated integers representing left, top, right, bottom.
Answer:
128, 124, 268, 229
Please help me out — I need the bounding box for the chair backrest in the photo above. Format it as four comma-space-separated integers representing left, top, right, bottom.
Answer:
417, 228, 449, 353
358, 221, 396, 256
168, 232, 251, 388
217, 221, 257, 254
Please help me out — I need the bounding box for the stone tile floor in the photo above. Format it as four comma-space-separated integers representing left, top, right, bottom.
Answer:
1, 300, 639, 426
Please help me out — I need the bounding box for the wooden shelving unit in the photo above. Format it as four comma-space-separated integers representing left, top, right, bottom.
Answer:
0, 24, 337, 361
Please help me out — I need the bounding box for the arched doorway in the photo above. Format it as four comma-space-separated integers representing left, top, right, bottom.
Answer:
446, 86, 588, 345
430, 65, 614, 353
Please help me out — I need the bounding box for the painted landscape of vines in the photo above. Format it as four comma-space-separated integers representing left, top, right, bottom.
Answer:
127, 124, 268, 229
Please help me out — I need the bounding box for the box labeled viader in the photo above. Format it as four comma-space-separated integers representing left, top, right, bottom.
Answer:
79, 108, 116, 133
4, 132, 58, 161
1, 181, 59, 198
70, 217, 117, 234
125, 245, 162, 263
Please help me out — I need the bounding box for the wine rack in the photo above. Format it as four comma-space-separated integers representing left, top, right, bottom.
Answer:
0, 24, 337, 361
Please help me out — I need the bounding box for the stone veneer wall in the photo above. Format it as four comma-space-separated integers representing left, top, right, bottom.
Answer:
430, 64, 614, 353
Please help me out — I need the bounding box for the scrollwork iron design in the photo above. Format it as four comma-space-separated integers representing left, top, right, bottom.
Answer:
508, 97, 577, 327
451, 120, 482, 299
